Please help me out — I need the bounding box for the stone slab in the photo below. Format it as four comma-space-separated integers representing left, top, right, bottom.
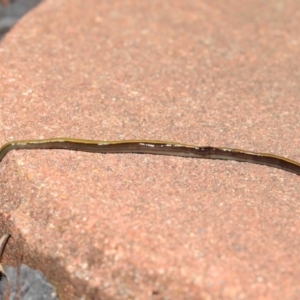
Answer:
0, 0, 300, 299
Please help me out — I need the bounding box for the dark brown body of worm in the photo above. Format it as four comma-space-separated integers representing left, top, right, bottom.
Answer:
0, 139, 300, 176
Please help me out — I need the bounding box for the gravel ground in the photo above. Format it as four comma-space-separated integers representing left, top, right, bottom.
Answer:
0, 265, 59, 300
0, 1, 60, 299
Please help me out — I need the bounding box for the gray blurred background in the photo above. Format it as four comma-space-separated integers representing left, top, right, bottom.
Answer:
0, 0, 42, 40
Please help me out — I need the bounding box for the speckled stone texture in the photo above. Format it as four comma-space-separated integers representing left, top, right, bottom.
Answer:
0, 0, 300, 299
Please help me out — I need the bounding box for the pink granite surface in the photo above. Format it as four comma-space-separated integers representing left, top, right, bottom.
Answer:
0, 0, 300, 299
